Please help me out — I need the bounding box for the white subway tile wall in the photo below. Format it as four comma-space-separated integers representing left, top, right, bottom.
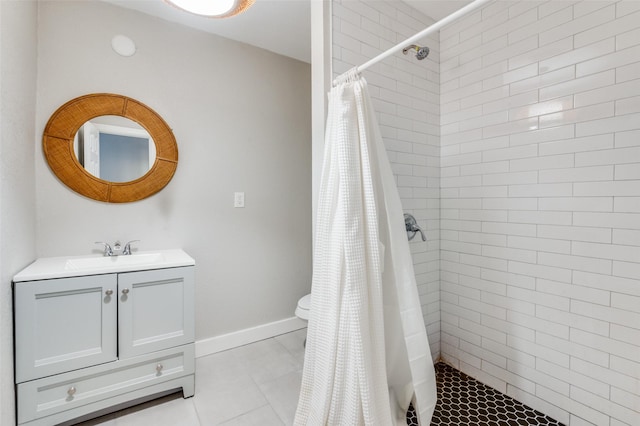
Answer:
332, 0, 441, 360
440, 1, 640, 425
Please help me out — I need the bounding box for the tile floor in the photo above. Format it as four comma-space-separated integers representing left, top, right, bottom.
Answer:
76, 329, 564, 426
75, 329, 307, 426
428, 363, 564, 426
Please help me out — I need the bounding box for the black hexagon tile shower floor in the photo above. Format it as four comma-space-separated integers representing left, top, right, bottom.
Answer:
406, 363, 565, 425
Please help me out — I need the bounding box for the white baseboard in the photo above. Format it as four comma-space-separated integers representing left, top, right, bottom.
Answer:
195, 316, 307, 358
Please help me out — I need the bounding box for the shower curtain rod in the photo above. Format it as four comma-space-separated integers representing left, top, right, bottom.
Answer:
333, 0, 493, 85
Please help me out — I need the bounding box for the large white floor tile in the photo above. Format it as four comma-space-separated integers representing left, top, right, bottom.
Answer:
274, 328, 307, 367
257, 370, 303, 425
218, 405, 284, 426
193, 373, 268, 425
229, 338, 301, 386
196, 347, 249, 385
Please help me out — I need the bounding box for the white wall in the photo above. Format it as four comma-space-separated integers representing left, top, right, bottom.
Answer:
0, 1, 38, 424
439, 1, 640, 424
311, 0, 332, 241
35, 1, 312, 344
332, 0, 441, 360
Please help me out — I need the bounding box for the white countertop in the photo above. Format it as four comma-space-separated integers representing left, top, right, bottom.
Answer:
13, 249, 195, 282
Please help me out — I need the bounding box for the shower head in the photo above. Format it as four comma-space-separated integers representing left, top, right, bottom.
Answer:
402, 44, 430, 60
416, 46, 430, 60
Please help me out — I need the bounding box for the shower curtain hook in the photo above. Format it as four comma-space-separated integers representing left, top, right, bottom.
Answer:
333, 67, 361, 86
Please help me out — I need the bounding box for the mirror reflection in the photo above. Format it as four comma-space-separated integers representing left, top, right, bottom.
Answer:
74, 116, 156, 183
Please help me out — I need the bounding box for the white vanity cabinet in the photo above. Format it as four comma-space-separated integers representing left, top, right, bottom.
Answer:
13, 250, 195, 426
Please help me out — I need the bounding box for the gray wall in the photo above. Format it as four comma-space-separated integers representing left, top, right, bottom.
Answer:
0, 1, 38, 424
35, 1, 312, 340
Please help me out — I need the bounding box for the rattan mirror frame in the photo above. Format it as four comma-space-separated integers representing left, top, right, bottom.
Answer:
43, 93, 178, 203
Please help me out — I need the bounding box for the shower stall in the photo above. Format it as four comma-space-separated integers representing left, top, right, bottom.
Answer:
314, 0, 640, 425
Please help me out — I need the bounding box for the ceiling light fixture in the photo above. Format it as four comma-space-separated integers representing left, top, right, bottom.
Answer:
165, 0, 255, 18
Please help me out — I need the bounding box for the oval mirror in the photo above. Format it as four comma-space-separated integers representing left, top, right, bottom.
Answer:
43, 94, 178, 203
74, 116, 157, 183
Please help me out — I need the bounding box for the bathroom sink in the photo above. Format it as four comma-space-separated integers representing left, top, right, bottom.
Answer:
13, 249, 195, 282
64, 253, 166, 271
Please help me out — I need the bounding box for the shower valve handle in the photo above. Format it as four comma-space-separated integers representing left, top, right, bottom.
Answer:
409, 225, 427, 242
404, 213, 427, 242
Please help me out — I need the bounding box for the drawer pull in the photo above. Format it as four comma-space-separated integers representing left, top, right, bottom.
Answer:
122, 288, 130, 295
67, 386, 76, 396
156, 363, 163, 373
105, 289, 113, 296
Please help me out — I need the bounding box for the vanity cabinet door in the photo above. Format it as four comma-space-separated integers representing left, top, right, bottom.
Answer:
14, 274, 118, 383
118, 266, 194, 359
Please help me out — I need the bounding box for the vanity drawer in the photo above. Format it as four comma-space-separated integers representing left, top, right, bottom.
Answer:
17, 344, 194, 424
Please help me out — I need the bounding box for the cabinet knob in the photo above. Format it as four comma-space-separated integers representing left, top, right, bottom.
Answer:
67, 386, 76, 396
156, 363, 163, 373
105, 289, 113, 296
122, 288, 130, 295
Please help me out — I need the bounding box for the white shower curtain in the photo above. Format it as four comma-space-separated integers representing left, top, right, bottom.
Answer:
294, 69, 437, 425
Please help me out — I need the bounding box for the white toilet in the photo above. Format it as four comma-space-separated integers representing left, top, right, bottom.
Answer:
295, 294, 311, 321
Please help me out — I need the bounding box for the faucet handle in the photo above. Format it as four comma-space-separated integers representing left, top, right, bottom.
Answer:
123, 240, 140, 255
95, 241, 113, 256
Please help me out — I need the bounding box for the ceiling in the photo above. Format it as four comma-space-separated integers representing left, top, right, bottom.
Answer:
102, 0, 473, 64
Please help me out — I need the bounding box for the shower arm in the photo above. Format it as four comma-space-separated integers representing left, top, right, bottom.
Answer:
333, 0, 492, 85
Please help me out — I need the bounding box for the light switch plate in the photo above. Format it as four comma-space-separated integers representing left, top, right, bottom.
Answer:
234, 192, 245, 208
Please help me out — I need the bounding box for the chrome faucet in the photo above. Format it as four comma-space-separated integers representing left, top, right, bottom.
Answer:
95, 242, 114, 256
123, 240, 139, 255
95, 240, 139, 256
